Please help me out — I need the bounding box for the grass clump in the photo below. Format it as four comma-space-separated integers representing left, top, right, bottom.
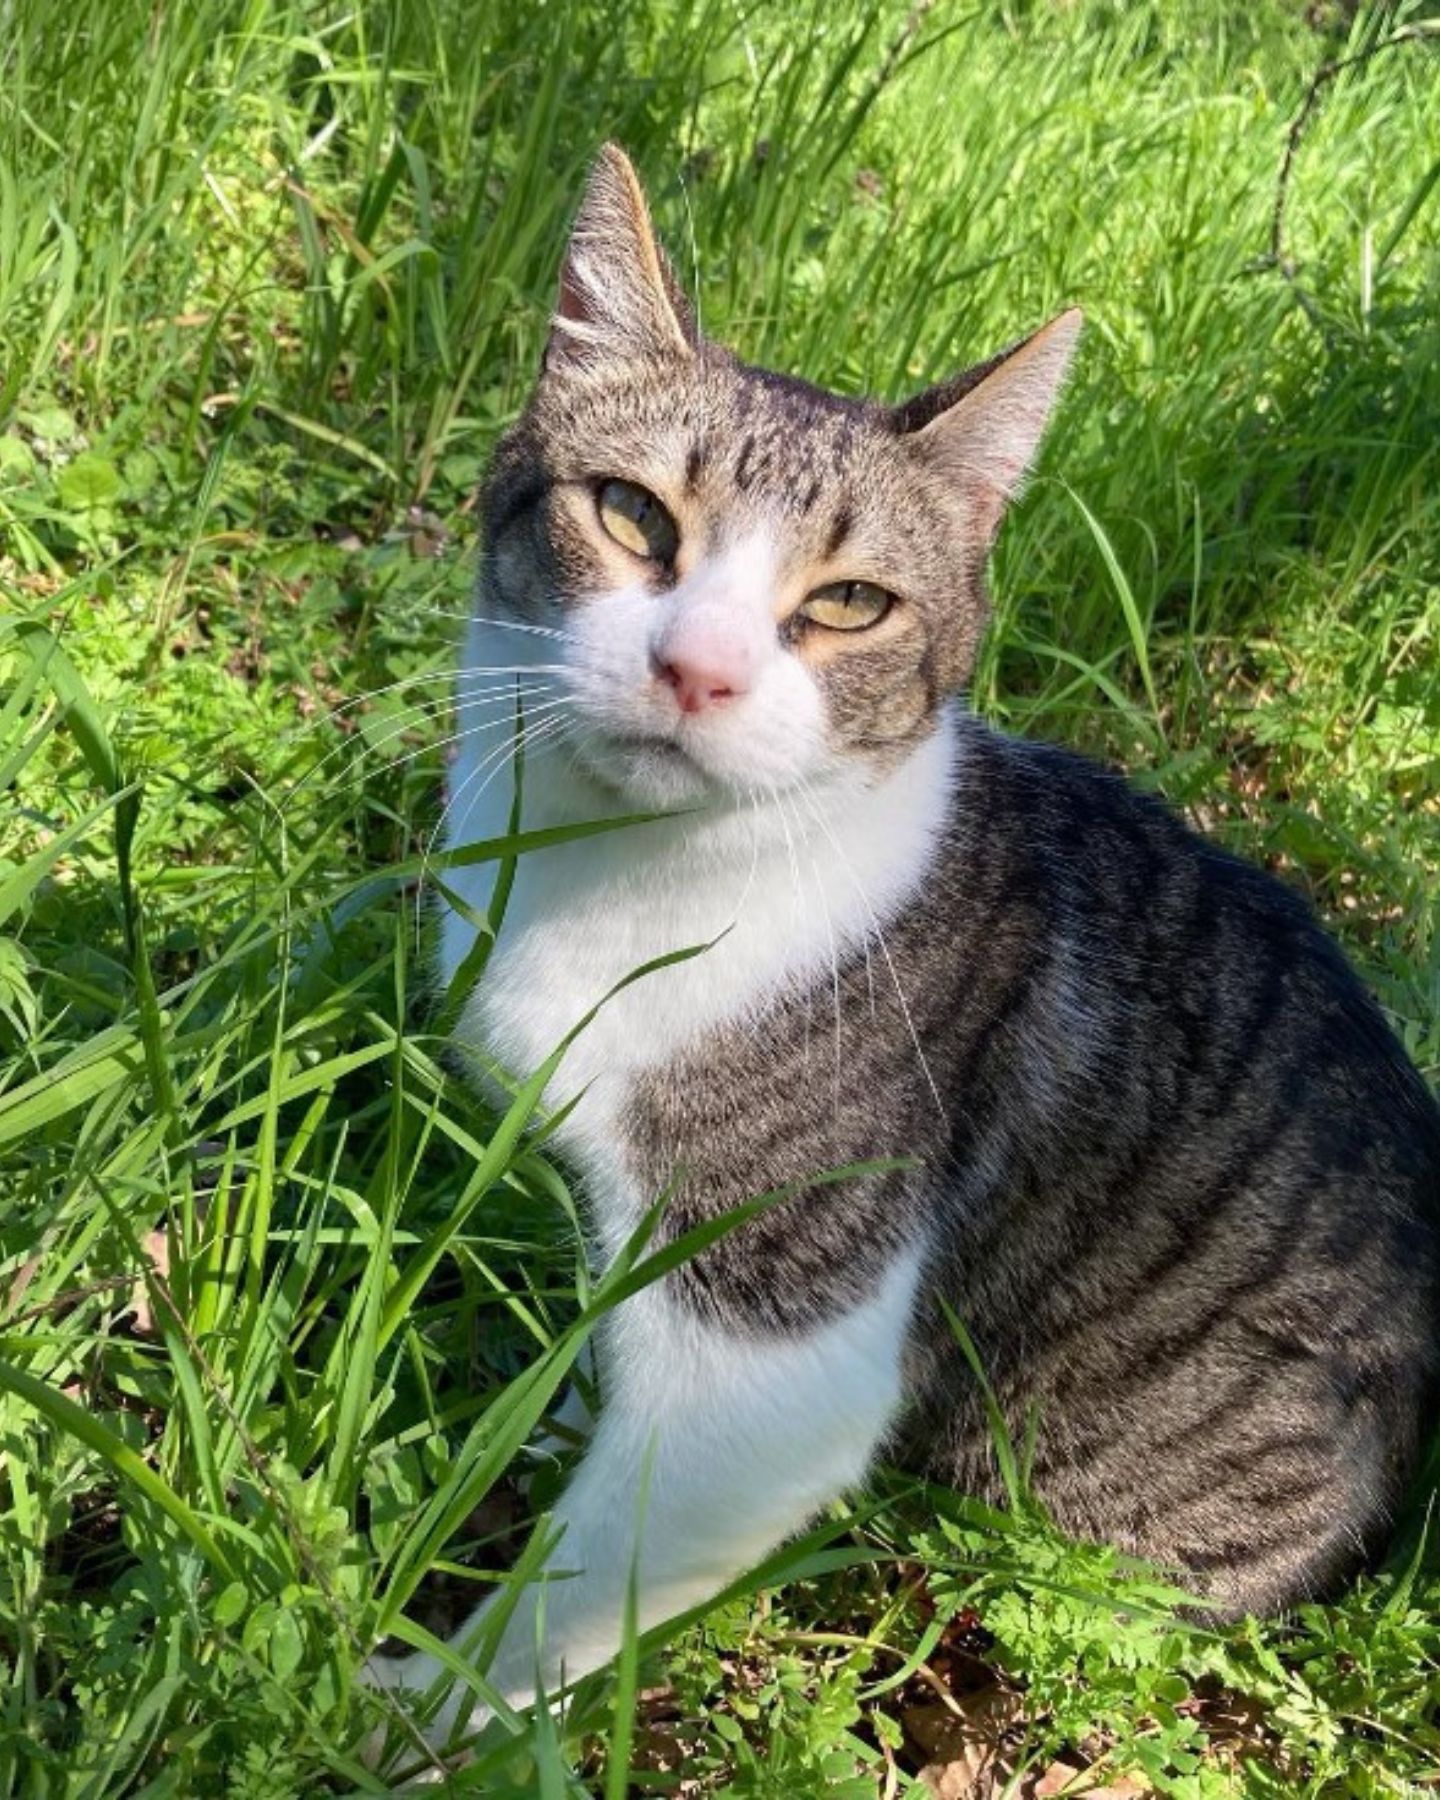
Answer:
2, 0, 1438, 1793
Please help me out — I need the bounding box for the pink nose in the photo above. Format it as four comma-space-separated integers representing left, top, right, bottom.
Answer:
652, 640, 753, 715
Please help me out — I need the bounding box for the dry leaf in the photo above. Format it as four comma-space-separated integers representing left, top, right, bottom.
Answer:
919, 1745, 997, 1799
908, 1683, 1026, 1798
1034, 1761, 1148, 1798
6, 1254, 41, 1315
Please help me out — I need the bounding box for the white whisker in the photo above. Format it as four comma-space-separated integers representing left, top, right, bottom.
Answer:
277, 682, 566, 816
793, 776, 945, 1123
419, 703, 574, 873
278, 662, 568, 749
769, 780, 812, 1067
464, 612, 577, 643
782, 787, 843, 1132
796, 773, 877, 1022
414, 710, 573, 947
387, 695, 575, 784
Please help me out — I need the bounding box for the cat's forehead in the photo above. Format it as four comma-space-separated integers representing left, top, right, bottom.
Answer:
537, 347, 895, 512
718, 362, 888, 503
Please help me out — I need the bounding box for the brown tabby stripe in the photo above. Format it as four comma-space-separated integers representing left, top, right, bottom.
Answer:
622, 721, 1440, 1617
474, 154, 1440, 1619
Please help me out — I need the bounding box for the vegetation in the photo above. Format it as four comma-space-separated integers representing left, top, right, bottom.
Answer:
1, 0, 1437, 1792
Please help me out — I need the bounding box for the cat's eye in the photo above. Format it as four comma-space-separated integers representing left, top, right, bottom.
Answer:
798, 580, 895, 632
596, 478, 679, 563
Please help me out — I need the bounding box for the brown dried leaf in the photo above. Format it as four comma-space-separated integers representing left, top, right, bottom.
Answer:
6, 1254, 41, 1316
1033, 1761, 1148, 1798
908, 1684, 1026, 1798
919, 1745, 996, 1799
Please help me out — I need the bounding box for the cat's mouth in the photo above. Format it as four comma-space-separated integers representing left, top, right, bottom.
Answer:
608, 730, 692, 760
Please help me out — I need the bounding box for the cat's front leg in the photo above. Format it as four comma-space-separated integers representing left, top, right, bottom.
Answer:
368, 1248, 922, 1752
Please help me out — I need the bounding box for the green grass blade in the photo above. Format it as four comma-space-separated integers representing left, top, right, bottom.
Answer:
0, 1357, 235, 1580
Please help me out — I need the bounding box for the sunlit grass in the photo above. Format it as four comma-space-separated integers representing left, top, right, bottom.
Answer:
1, 0, 1438, 1792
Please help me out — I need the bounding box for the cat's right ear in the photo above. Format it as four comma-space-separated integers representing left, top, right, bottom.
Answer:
545, 144, 697, 373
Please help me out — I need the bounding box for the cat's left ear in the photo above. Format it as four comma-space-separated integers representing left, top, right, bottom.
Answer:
895, 309, 1082, 542
545, 143, 697, 372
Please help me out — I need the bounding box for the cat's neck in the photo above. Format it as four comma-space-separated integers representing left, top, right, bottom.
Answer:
439, 632, 961, 1188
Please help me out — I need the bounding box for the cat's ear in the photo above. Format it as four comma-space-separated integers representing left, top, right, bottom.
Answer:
896, 309, 1082, 541
546, 143, 696, 372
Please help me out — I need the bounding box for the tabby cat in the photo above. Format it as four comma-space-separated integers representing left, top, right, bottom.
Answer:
366, 145, 1440, 1751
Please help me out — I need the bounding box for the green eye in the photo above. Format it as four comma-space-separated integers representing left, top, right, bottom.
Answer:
798, 580, 894, 631
596, 478, 679, 562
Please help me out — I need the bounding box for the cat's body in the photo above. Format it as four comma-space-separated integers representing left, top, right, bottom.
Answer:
444, 668, 1439, 1619
367, 147, 1440, 1753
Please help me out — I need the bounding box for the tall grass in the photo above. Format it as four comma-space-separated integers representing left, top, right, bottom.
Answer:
2, 0, 1438, 1792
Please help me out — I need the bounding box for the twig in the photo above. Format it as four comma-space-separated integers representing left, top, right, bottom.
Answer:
1252, 20, 1439, 326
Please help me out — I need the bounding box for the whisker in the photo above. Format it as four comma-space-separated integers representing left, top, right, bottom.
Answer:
797, 773, 876, 1022
782, 787, 843, 1127
276, 682, 567, 814
384, 696, 576, 783
794, 776, 945, 1123
769, 780, 812, 1068
800, 793, 844, 1134
727, 784, 765, 926
373, 681, 561, 736
457, 661, 568, 676
422, 702, 575, 851
416, 711, 573, 950
418, 712, 572, 933
412, 597, 579, 644
328, 681, 558, 742
463, 612, 578, 643
277, 662, 569, 752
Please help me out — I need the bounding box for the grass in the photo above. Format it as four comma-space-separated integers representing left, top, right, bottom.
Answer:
1, 0, 1438, 1792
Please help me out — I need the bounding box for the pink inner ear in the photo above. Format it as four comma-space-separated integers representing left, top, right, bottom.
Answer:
556, 257, 590, 325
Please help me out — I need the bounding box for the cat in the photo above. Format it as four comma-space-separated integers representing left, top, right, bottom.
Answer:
364, 144, 1440, 1753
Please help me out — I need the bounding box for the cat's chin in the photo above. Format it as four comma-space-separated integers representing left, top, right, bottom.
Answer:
573, 730, 723, 808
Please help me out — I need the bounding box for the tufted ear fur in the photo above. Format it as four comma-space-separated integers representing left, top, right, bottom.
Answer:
546, 143, 697, 372
896, 308, 1082, 544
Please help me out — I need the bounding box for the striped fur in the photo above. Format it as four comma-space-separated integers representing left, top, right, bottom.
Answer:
367, 146, 1440, 1751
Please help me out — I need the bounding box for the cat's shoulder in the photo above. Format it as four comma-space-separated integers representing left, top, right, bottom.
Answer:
945, 716, 1319, 932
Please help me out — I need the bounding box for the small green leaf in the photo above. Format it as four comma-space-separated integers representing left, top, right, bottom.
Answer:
242, 1602, 275, 1658
122, 447, 161, 498
18, 403, 78, 443
0, 434, 36, 478
0, 1357, 234, 1579
56, 452, 121, 510
269, 1607, 304, 1682
0, 935, 38, 1037
213, 1581, 249, 1628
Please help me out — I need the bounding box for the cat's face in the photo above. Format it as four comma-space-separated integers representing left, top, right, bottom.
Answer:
478, 145, 1078, 809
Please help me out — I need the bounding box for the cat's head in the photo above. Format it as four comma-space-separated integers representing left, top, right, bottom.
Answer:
481, 144, 1079, 808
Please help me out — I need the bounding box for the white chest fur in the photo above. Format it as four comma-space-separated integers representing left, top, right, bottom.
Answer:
438, 625, 957, 1247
